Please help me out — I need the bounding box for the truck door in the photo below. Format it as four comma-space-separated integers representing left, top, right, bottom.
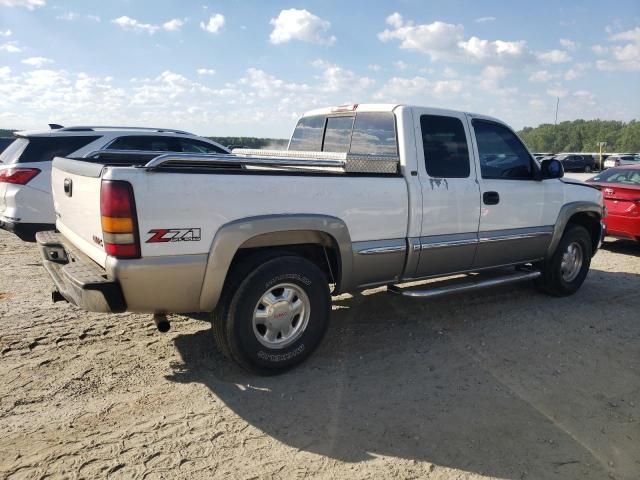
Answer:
413, 109, 481, 277
467, 116, 559, 268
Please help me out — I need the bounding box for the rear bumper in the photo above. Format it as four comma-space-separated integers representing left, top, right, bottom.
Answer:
36, 230, 127, 313
0, 218, 55, 242
603, 215, 640, 241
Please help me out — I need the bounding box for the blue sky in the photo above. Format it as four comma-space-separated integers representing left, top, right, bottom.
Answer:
0, 0, 638, 137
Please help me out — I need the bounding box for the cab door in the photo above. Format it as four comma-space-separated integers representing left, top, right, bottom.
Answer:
412, 109, 481, 278
467, 117, 561, 268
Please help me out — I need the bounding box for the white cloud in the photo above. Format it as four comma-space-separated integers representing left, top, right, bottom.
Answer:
0, 0, 44, 10
368, 64, 382, 71
197, 68, 216, 76
200, 14, 224, 34
475, 16, 496, 23
529, 70, 555, 83
56, 12, 100, 22
379, 13, 531, 64
564, 63, 590, 81
0, 66, 11, 78
479, 65, 509, 91
394, 60, 408, 71
442, 66, 458, 78
537, 49, 572, 63
269, 9, 336, 45
0, 29, 11, 37
21, 56, 54, 68
547, 87, 569, 98
0, 41, 21, 53
596, 27, 640, 71
112, 16, 159, 35
163, 19, 184, 32
559, 38, 578, 51
374, 75, 463, 100
311, 59, 374, 93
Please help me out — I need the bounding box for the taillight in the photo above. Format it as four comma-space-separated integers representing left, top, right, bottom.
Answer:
0, 168, 40, 185
100, 180, 140, 259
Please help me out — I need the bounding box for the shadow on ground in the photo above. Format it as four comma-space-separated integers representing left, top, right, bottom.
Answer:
169, 268, 640, 479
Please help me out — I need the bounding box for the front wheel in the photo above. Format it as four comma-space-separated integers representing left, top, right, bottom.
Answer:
213, 256, 330, 375
536, 224, 592, 296
584, 165, 592, 173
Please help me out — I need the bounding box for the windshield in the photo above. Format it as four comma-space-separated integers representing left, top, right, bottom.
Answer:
0, 138, 28, 164
589, 169, 640, 185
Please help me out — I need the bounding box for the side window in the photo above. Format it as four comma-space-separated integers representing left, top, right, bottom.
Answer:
289, 115, 326, 151
322, 116, 353, 153
180, 138, 227, 154
420, 115, 470, 178
350, 112, 398, 155
14, 136, 101, 163
107, 136, 179, 152
473, 121, 533, 179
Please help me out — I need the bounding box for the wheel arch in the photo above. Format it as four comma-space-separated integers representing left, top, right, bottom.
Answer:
547, 202, 603, 258
199, 214, 353, 311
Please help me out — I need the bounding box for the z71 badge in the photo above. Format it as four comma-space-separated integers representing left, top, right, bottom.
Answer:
146, 228, 202, 243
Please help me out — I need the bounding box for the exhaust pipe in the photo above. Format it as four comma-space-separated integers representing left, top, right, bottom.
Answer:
153, 313, 171, 333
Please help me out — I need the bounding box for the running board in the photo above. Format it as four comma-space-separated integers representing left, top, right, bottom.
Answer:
387, 270, 541, 298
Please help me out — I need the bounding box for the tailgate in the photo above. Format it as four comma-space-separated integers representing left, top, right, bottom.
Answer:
51, 157, 108, 267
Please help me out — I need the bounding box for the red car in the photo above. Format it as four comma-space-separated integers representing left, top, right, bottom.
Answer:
587, 165, 640, 243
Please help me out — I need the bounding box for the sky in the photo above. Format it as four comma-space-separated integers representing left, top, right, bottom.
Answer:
0, 0, 638, 137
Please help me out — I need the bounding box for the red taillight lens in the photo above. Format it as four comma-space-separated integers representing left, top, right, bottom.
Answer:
0, 168, 41, 185
100, 180, 140, 259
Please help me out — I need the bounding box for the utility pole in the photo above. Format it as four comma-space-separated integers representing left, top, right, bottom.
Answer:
554, 97, 560, 125
553, 97, 560, 153
597, 141, 607, 170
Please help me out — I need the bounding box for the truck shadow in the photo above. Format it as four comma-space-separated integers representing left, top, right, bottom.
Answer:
169, 268, 640, 479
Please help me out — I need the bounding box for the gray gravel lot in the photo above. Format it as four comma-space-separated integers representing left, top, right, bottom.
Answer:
0, 229, 639, 479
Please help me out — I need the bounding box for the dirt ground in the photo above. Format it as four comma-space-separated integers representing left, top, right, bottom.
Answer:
0, 229, 639, 480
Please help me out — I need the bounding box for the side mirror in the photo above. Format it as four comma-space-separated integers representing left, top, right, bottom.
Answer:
540, 158, 564, 179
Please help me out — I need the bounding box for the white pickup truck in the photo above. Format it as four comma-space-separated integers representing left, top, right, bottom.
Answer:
37, 104, 605, 374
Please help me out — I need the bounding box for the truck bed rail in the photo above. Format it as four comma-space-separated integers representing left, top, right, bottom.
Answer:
80, 148, 400, 174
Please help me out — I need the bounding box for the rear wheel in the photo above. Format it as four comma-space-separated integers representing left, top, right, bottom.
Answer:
536, 224, 592, 296
212, 255, 330, 375
584, 165, 592, 173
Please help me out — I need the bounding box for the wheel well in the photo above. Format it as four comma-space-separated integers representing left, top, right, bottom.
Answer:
567, 212, 601, 253
227, 231, 342, 289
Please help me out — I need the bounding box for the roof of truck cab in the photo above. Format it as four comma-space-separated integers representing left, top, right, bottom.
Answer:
301, 104, 506, 125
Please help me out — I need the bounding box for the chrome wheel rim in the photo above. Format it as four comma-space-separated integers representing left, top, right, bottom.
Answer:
561, 241, 584, 282
252, 283, 310, 349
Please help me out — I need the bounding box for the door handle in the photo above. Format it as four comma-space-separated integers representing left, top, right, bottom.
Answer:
63, 178, 73, 197
483, 191, 499, 205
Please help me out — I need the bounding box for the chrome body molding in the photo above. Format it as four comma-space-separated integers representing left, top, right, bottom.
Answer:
351, 239, 407, 288
478, 228, 554, 243
473, 226, 554, 269
415, 232, 478, 277
199, 214, 353, 311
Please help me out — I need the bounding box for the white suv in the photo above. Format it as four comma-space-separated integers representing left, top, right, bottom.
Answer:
0, 126, 229, 241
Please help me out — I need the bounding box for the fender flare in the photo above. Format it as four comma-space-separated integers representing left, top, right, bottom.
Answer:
198, 214, 353, 311
547, 201, 602, 257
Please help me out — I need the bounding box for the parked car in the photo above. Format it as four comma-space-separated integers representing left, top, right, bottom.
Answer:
554, 153, 596, 172
0, 126, 229, 241
37, 104, 604, 374
603, 154, 640, 169
587, 166, 640, 243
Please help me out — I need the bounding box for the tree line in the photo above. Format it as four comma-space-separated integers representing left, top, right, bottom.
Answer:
518, 119, 639, 153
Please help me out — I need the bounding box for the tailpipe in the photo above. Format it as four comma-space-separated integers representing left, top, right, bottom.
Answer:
153, 313, 171, 333
51, 290, 66, 303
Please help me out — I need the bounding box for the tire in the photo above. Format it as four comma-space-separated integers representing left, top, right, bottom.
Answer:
584, 165, 592, 173
213, 255, 330, 375
536, 224, 592, 297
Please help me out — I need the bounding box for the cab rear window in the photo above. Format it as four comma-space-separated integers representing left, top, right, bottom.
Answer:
0, 136, 100, 164
289, 112, 398, 155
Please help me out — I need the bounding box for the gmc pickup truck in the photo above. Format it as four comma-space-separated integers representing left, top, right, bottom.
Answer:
37, 104, 605, 374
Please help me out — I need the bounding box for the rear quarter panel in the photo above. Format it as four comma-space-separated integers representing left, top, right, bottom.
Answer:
102, 167, 409, 257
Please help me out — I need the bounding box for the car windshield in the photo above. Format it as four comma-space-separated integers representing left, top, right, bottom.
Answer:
589, 169, 640, 185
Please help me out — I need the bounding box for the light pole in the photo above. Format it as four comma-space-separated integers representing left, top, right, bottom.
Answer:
597, 141, 607, 170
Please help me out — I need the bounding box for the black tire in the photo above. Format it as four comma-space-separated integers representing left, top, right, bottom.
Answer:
584, 165, 592, 173
536, 224, 592, 297
213, 255, 330, 375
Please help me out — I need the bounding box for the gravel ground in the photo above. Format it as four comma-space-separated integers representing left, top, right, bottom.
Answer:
0, 229, 639, 479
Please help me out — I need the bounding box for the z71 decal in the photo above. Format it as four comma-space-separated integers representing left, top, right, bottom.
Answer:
146, 228, 202, 243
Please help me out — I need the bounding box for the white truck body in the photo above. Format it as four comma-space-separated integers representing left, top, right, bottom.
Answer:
37, 104, 605, 373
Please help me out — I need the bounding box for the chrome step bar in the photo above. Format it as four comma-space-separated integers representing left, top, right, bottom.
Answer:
387, 270, 541, 298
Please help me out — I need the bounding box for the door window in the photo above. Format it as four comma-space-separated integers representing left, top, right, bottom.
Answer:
180, 138, 227, 154
473, 121, 534, 179
107, 135, 180, 152
421, 115, 470, 178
